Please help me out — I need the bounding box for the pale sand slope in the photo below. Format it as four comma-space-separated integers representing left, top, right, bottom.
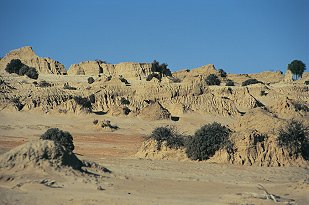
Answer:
0, 111, 309, 205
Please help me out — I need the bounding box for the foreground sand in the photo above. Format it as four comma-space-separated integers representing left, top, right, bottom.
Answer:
0, 111, 308, 205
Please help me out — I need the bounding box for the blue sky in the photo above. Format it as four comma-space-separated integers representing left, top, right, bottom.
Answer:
1, 0, 308, 73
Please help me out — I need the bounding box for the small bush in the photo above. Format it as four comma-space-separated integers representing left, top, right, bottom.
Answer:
73, 96, 92, 109
63, 83, 77, 90
148, 126, 184, 150
11, 97, 24, 111
88, 77, 95, 84
146, 73, 160, 81
119, 75, 129, 84
25, 67, 39, 79
40, 128, 74, 152
37, 80, 51, 87
120, 97, 130, 105
260, 90, 268, 96
277, 120, 309, 159
225, 79, 234, 86
305, 81, 309, 85
93, 119, 99, 125
5, 59, 23, 74
218, 69, 227, 77
206, 74, 221, 85
185, 122, 231, 161
293, 103, 309, 112
5, 59, 39, 79
89, 94, 95, 104
123, 106, 131, 115
242, 78, 262, 86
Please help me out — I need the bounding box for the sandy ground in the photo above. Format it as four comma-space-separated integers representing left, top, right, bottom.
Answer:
0, 110, 309, 205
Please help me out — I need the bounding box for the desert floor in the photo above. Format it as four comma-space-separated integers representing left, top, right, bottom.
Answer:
0, 110, 308, 205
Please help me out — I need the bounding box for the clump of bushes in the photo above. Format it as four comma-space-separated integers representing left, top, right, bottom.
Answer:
185, 122, 231, 161
40, 128, 74, 153
305, 81, 309, 85
11, 97, 24, 111
146, 73, 161, 81
206, 74, 221, 85
225, 79, 235, 86
120, 97, 130, 105
148, 126, 184, 150
277, 120, 309, 159
218, 69, 227, 77
147, 122, 233, 160
294, 103, 309, 112
151, 60, 172, 77
119, 75, 129, 84
73, 96, 92, 109
242, 78, 262, 86
63, 83, 77, 90
37, 80, 51, 87
5, 59, 39, 79
88, 77, 95, 84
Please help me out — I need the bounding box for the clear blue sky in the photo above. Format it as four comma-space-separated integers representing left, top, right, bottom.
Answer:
1, 0, 308, 73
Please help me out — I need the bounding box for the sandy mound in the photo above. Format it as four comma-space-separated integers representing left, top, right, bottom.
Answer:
135, 139, 187, 161
209, 131, 308, 167
139, 102, 171, 120
269, 97, 307, 119
232, 108, 285, 133
0, 140, 83, 170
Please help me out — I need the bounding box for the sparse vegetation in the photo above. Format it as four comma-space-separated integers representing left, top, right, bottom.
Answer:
119, 75, 129, 84
148, 126, 185, 150
287, 60, 306, 80
218, 69, 227, 77
37, 80, 51, 87
120, 97, 130, 105
146, 73, 160, 81
293, 103, 309, 112
206, 74, 221, 85
5, 59, 39, 79
242, 78, 262, 86
63, 83, 77, 90
277, 120, 309, 159
88, 77, 95, 84
151, 60, 172, 77
122, 106, 131, 115
225, 79, 234, 86
40, 128, 74, 152
73, 96, 92, 109
11, 97, 24, 111
185, 122, 231, 161
89, 94, 95, 104
305, 80, 309, 85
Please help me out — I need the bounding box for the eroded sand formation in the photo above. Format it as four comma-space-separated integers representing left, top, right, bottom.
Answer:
0, 46, 308, 167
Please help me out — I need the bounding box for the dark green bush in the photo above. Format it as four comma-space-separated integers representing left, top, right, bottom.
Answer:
218, 69, 227, 77
11, 97, 24, 111
277, 120, 309, 159
37, 80, 51, 87
63, 83, 77, 90
305, 81, 309, 85
225, 79, 234, 86
40, 128, 74, 152
185, 122, 231, 161
146, 73, 160, 81
25, 67, 38, 79
73, 96, 92, 109
242, 78, 262, 86
5, 59, 23, 74
5, 59, 39, 79
88, 77, 95, 84
148, 126, 184, 150
120, 97, 130, 105
206, 74, 221, 85
151, 60, 172, 77
89, 94, 95, 103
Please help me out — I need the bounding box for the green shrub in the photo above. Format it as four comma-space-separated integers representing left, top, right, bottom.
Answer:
225, 79, 234, 86
88, 77, 95, 84
11, 97, 24, 111
206, 74, 220, 85
5, 59, 23, 74
242, 78, 262, 86
185, 122, 231, 161
89, 94, 95, 103
277, 120, 309, 159
148, 126, 184, 150
5, 59, 38, 79
305, 80, 309, 85
218, 69, 227, 77
73, 96, 92, 109
40, 128, 74, 152
25, 67, 39, 79
120, 97, 130, 105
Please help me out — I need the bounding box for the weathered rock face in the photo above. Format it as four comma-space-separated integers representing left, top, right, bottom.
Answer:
284, 69, 294, 83
0, 46, 66, 75
68, 61, 154, 80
